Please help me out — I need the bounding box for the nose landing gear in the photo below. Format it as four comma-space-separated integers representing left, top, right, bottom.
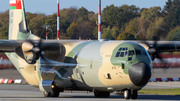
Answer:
124, 90, 138, 100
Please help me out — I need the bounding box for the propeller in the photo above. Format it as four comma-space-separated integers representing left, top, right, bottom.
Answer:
25, 39, 48, 64
143, 40, 162, 61
143, 40, 173, 72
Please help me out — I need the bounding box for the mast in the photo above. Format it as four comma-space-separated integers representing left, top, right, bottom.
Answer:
57, 0, 60, 40
98, 0, 101, 40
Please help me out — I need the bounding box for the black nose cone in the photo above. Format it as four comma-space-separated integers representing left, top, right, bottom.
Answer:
129, 62, 151, 87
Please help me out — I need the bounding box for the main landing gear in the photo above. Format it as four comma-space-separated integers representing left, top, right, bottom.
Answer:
94, 91, 110, 98
43, 91, 60, 97
124, 90, 138, 100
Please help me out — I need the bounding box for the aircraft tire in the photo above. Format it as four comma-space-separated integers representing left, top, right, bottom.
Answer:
43, 91, 59, 97
124, 90, 131, 99
50, 91, 60, 97
131, 90, 138, 99
101, 92, 110, 98
43, 92, 51, 97
94, 91, 101, 97
94, 91, 110, 98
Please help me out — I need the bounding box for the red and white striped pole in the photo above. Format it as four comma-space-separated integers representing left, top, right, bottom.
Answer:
98, 0, 101, 40
57, 0, 60, 40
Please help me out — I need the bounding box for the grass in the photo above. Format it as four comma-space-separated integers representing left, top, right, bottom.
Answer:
139, 88, 180, 95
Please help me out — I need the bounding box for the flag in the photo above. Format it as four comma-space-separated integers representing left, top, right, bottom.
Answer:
10, 0, 22, 9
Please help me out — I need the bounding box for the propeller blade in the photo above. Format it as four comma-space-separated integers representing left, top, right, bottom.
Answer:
25, 50, 33, 53
27, 39, 36, 47
40, 54, 49, 63
143, 41, 151, 48
38, 39, 42, 47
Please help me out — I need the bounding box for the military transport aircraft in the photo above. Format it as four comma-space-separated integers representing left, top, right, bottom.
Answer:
1, 0, 180, 100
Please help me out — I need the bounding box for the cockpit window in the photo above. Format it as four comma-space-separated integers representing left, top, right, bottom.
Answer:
135, 50, 142, 55
128, 50, 135, 56
142, 50, 148, 56
119, 48, 122, 51
125, 51, 128, 56
116, 47, 128, 57
115, 52, 120, 57
120, 52, 124, 57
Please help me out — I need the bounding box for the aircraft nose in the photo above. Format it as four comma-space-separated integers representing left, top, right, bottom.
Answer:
129, 62, 151, 87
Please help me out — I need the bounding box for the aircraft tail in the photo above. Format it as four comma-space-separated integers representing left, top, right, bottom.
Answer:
9, 0, 39, 40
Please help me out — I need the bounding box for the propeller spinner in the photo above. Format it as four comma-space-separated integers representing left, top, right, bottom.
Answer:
22, 39, 47, 64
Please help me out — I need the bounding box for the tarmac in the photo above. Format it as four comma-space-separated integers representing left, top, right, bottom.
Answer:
0, 84, 179, 101
0, 68, 179, 101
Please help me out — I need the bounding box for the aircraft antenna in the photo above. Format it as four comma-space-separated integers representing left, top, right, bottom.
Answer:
98, 0, 101, 40
57, 0, 60, 40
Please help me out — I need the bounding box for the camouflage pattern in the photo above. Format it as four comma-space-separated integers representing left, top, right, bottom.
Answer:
4, 0, 180, 99
4, 0, 152, 91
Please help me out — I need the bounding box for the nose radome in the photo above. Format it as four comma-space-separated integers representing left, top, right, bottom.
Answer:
129, 62, 151, 87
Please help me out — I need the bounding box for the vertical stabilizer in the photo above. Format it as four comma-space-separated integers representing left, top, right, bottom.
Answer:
9, 0, 38, 40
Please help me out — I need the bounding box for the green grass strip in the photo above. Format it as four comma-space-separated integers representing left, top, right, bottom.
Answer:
139, 88, 180, 95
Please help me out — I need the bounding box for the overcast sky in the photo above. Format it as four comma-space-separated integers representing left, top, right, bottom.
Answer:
1, 0, 167, 15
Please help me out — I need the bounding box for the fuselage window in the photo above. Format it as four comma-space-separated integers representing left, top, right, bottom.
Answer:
122, 48, 126, 51
128, 50, 135, 56
119, 48, 122, 51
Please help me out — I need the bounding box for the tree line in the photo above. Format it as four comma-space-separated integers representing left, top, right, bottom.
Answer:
1, 0, 180, 41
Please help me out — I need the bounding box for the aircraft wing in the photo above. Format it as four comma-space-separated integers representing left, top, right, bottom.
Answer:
1, 40, 180, 53
136, 41, 180, 52
0, 40, 64, 52
0, 40, 22, 52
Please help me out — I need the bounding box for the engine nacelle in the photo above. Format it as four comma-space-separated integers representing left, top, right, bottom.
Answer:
39, 80, 54, 93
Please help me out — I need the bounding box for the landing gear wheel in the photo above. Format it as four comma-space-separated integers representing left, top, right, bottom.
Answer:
43, 91, 59, 97
124, 90, 131, 99
101, 92, 110, 98
131, 90, 138, 99
94, 91, 101, 97
94, 91, 110, 98
43, 92, 51, 97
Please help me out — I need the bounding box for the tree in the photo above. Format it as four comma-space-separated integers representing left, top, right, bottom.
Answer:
163, 0, 180, 30
66, 7, 79, 24
66, 21, 79, 39
0, 22, 9, 39
77, 21, 95, 39
78, 7, 88, 20
0, 10, 9, 28
141, 6, 161, 22
28, 14, 46, 38
166, 26, 180, 40
146, 17, 168, 40
26, 12, 37, 24
117, 32, 135, 40
102, 4, 119, 27
102, 4, 140, 30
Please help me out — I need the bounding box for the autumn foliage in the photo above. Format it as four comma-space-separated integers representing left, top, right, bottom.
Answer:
1, 0, 180, 41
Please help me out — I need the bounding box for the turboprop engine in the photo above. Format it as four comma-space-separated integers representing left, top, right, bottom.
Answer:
15, 40, 66, 64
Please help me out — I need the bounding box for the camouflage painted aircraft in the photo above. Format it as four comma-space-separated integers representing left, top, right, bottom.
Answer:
1, 0, 180, 100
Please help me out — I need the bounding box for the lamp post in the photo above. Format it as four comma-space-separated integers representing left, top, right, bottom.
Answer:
42, 24, 51, 40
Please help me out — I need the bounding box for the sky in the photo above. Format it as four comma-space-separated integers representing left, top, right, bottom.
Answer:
1, 0, 168, 15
